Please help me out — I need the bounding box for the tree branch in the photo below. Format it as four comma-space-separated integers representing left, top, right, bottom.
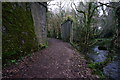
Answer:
70, 2, 79, 17
89, 2, 115, 19
72, 2, 85, 15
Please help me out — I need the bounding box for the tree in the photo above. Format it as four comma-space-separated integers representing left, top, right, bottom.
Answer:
71, 2, 101, 53
47, 1, 67, 39
71, 1, 117, 53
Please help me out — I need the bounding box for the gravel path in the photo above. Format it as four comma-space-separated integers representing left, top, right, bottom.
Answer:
2, 38, 98, 79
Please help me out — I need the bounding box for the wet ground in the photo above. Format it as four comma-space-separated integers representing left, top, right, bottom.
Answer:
2, 38, 98, 79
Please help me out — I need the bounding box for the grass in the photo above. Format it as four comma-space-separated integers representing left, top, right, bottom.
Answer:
87, 61, 107, 79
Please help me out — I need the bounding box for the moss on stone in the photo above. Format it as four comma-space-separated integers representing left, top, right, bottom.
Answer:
2, 3, 40, 65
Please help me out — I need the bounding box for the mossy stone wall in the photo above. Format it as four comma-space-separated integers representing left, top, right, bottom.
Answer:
2, 2, 41, 64
31, 2, 47, 45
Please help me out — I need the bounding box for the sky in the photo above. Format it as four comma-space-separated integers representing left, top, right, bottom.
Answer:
47, 0, 80, 13
47, 0, 113, 14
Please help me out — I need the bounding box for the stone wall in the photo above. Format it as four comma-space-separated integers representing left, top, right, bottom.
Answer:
2, 2, 40, 64
31, 2, 47, 45
61, 18, 72, 42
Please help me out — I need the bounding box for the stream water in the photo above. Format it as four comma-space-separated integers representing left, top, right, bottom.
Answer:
88, 46, 120, 80
88, 46, 108, 63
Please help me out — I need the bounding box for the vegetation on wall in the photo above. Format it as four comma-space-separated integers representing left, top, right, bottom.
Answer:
2, 3, 40, 66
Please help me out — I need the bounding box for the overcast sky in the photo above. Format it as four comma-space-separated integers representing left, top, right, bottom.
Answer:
47, 0, 113, 14
48, 0, 80, 13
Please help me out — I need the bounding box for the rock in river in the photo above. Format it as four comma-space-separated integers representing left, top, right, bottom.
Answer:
103, 61, 120, 80
88, 46, 108, 63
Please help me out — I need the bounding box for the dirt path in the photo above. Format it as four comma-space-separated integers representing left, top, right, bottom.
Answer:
2, 38, 98, 79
